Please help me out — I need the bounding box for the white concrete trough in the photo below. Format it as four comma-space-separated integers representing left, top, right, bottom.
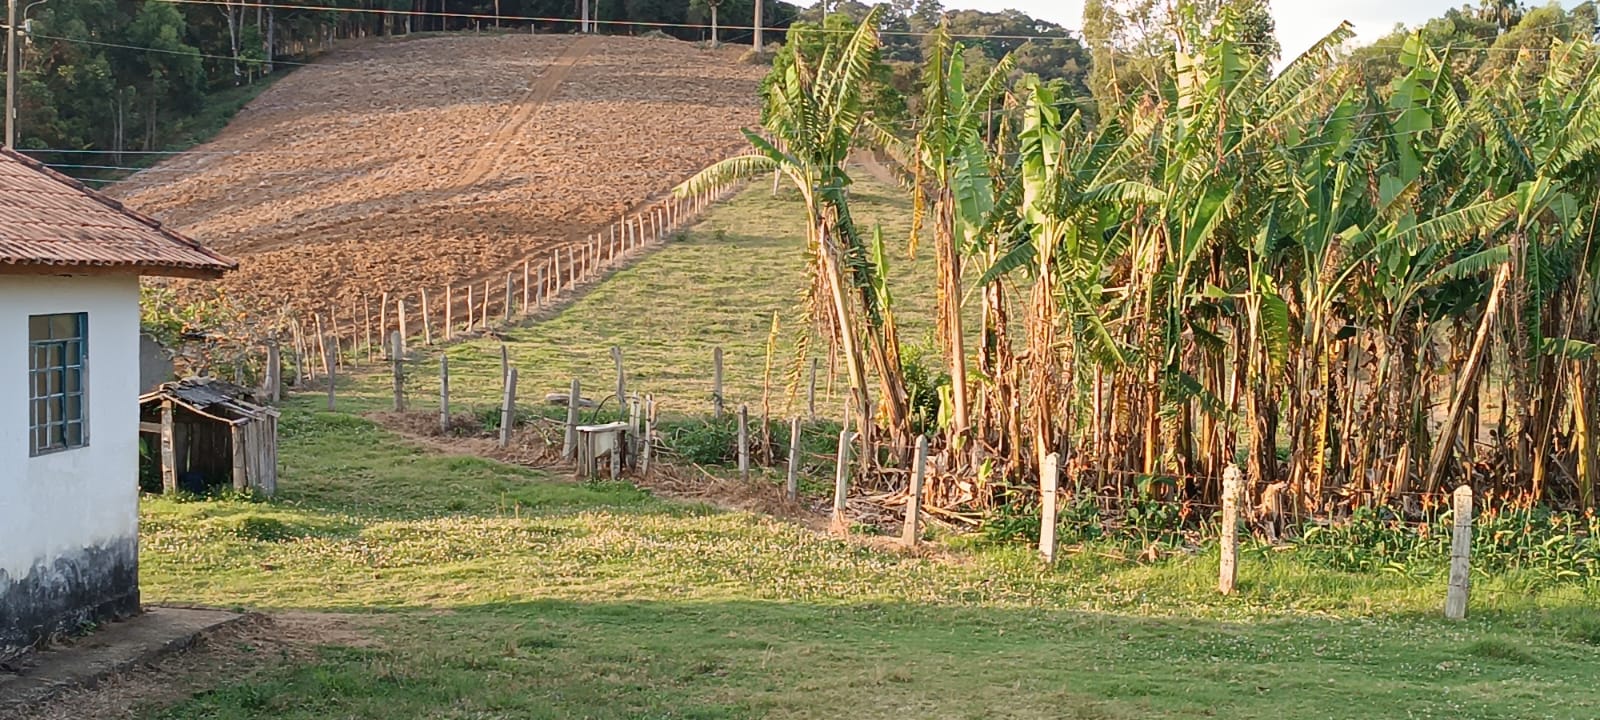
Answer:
575, 421, 630, 480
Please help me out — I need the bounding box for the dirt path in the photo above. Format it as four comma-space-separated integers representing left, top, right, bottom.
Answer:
4, 612, 378, 720
456, 35, 601, 189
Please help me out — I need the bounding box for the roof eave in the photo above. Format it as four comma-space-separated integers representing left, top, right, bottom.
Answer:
0, 262, 235, 279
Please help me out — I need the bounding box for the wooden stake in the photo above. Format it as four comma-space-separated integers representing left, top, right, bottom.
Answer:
903, 435, 928, 546
563, 379, 581, 460
1040, 452, 1059, 563
266, 341, 281, 403
738, 404, 750, 481
160, 399, 177, 495
481, 279, 491, 328
1220, 465, 1242, 595
499, 367, 519, 449
504, 272, 514, 322
397, 298, 408, 356
522, 259, 531, 312
421, 289, 433, 346
712, 346, 724, 420
786, 417, 802, 501
807, 357, 818, 421
290, 318, 306, 386
363, 295, 375, 362
379, 291, 390, 355
465, 284, 474, 331
642, 394, 655, 477
611, 346, 625, 409
391, 331, 405, 411
832, 430, 853, 533
324, 336, 337, 411
445, 287, 455, 340
1446, 485, 1474, 620
439, 354, 451, 434
313, 314, 329, 378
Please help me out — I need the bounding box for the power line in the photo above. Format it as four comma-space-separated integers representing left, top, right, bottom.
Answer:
28, 31, 329, 66
149, 0, 1599, 53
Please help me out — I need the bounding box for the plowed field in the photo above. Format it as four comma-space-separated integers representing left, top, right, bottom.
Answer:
113, 32, 763, 320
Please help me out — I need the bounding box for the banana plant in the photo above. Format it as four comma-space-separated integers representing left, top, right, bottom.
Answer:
675, 5, 912, 448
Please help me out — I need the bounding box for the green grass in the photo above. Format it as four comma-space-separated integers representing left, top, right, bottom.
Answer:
135, 407, 1600, 719
333, 177, 940, 421
135, 172, 1600, 718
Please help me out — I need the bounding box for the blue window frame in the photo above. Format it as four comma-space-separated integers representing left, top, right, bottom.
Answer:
28, 312, 88, 456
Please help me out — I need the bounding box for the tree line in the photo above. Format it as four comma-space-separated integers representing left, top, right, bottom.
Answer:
685, 0, 1600, 522
15, 0, 1095, 171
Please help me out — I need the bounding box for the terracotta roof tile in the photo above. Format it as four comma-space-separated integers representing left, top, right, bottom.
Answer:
0, 149, 234, 278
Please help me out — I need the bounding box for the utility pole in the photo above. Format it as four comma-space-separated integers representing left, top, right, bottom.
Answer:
6, 0, 16, 149
753, 0, 762, 49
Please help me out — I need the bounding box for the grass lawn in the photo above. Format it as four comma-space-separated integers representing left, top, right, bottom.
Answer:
330, 176, 945, 421
130, 170, 1600, 718
134, 406, 1600, 719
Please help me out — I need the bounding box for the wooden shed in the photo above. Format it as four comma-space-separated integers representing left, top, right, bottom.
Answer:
138, 378, 278, 496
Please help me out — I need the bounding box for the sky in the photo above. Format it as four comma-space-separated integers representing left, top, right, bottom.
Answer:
941, 1, 1581, 60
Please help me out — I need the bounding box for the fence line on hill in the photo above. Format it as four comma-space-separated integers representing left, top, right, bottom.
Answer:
272, 169, 742, 386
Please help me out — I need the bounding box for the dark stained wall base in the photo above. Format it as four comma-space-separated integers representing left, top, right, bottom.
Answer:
0, 537, 140, 662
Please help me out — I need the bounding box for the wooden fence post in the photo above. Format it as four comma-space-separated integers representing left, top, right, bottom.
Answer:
445, 287, 455, 340
1220, 465, 1242, 595
313, 315, 329, 378
421, 289, 434, 346
504, 272, 514, 322
465, 284, 474, 331
832, 429, 852, 533
397, 297, 407, 355
738, 404, 750, 481
379, 291, 390, 354
267, 341, 281, 403
160, 399, 177, 495
481, 279, 491, 328
439, 354, 451, 433
713, 347, 724, 420
642, 394, 655, 477
563, 379, 580, 460
363, 295, 375, 362
290, 326, 305, 388
786, 417, 801, 501
522, 259, 531, 312
1446, 485, 1474, 620
903, 435, 928, 546
807, 357, 818, 421
499, 367, 518, 449
1040, 452, 1059, 563
390, 331, 405, 411
324, 336, 336, 411
611, 346, 625, 411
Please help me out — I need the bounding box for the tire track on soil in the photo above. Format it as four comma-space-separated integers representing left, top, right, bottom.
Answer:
456, 35, 600, 190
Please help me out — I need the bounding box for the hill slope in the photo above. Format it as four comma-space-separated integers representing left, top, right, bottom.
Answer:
114, 33, 764, 317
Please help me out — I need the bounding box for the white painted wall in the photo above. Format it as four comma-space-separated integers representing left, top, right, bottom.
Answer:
0, 274, 141, 581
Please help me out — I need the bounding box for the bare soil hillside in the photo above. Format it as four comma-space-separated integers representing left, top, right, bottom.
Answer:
113, 32, 763, 319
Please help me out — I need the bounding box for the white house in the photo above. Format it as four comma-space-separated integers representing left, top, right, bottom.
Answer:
0, 148, 234, 661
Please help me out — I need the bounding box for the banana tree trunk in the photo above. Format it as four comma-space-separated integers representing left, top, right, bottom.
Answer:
937, 195, 971, 445
1423, 262, 1512, 494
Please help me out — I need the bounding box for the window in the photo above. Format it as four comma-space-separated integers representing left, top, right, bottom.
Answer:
29, 313, 87, 456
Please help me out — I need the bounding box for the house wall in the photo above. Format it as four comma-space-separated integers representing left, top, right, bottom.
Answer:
0, 274, 141, 661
